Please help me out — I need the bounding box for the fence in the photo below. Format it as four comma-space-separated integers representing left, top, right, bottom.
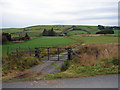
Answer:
7, 47, 72, 61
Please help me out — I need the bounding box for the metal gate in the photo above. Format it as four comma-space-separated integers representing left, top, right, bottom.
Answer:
10, 47, 72, 61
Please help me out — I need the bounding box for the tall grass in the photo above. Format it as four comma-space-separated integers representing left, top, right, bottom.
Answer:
72, 43, 119, 65
37, 43, 119, 80
2, 55, 41, 81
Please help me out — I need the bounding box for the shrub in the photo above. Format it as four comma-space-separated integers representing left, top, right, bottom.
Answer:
2, 35, 8, 44
61, 60, 70, 71
98, 25, 105, 30
96, 30, 114, 34
2, 33, 11, 41
42, 29, 48, 36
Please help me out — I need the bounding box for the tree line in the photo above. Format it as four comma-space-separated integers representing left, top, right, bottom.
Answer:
96, 25, 117, 34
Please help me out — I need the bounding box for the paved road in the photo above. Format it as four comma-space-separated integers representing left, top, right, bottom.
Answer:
2, 75, 119, 88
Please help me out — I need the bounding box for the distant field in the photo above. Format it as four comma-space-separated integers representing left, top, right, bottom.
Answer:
114, 30, 120, 34
76, 26, 101, 34
67, 30, 87, 35
2, 36, 77, 55
2, 25, 119, 37
70, 36, 118, 44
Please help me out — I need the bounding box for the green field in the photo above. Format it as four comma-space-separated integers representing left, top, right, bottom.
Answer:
70, 36, 118, 44
2, 25, 119, 37
2, 36, 77, 55
114, 30, 120, 34
67, 30, 87, 35
76, 26, 101, 34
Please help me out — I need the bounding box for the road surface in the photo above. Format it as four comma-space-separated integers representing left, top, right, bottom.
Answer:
2, 74, 119, 88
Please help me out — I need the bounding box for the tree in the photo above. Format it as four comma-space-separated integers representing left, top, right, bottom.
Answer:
42, 28, 56, 36
98, 25, 105, 30
25, 33, 29, 37
42, 29, 48, 36
96, 30, 114, 34
2, 35, 8, 44
105, 27, 113, 31
2, 33, 11, 41
25, 33, 30, 40
48, 28, 56, 36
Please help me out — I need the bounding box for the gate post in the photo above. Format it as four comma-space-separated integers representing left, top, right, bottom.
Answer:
35, 48, 39, 58
47, 48, 49, 60
96, 50, 98, 59
58, 48, 59, 61
67, 48, 72, 60
16, 48, 18, 57
7, 46, 9, 56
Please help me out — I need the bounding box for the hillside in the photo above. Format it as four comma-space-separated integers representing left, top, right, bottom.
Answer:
1, 25, 119, 37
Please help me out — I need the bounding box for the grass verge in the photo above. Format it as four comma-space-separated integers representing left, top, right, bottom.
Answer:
2, 55, 41, 82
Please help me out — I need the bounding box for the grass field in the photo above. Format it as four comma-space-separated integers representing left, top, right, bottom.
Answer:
2, 25, 119, 37
114, 30, 120, 34
2, 36, 77, 55
70, 36, 118, 44
67, 30, 87, 35
76, 26, 101, 34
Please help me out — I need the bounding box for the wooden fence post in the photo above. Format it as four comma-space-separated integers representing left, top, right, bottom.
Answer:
96, 50, 98, 59
67, 48, 72, 60
58, 48, 59, 61
16, 48, 18, 57
48, 48, 49, 60
29, 47, 31, 56
35, 48, 39, 58
7, 46, 9, 56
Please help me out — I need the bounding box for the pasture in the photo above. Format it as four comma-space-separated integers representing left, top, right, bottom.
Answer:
67, 30, 87, 35
70, 36, 118, 44
2, 25, 119, 37
2, 36, 77, 56
2, 25, 119, 82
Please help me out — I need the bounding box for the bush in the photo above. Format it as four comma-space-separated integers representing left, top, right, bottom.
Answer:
61, 60, 70, 71
96, 30, 114, 34
98, 25, 105, 30
2, 35, 8, 44
2, 33, 11, 41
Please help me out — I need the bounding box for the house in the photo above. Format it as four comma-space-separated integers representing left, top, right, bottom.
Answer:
59, 33, 67, 36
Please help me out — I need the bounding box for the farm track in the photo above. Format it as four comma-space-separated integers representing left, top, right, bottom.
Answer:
30, 52, 68, 74
30, 47, 79, 74
15, 48, 79, 79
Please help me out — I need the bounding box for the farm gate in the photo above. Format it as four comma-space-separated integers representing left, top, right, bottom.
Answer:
7, 47, 72, 61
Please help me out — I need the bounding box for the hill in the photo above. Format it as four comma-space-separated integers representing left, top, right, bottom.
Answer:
1, 25, 119, 37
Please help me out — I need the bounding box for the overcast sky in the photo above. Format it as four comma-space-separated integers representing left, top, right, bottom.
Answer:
0, 0, 119, 28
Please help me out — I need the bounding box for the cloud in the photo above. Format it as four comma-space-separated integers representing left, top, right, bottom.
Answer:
1, 0, 119, 28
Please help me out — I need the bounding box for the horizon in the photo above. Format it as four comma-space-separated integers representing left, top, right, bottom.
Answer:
1, 0, 119, 28
1, 24, 118, 29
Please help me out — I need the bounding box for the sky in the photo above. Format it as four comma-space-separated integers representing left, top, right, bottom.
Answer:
0, 0, 119, 28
